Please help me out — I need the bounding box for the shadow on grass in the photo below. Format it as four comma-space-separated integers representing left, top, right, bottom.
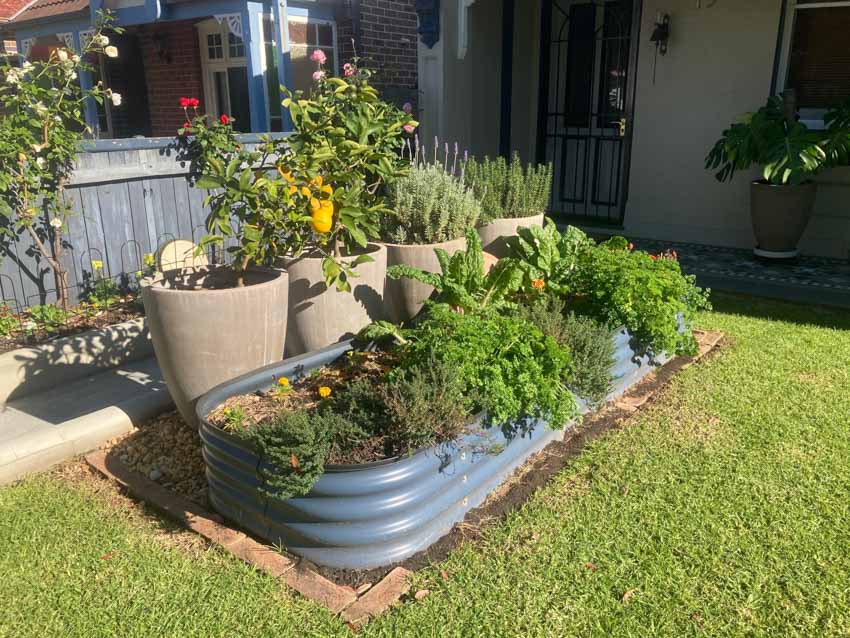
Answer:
708, 290, 850, 331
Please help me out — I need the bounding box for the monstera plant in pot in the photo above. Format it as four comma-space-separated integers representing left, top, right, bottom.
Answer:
380, 159, 481, 322
706, 92, 850, 259
464, 152, 553, 258
277, 54, 418, 354
141, 107, 311, 426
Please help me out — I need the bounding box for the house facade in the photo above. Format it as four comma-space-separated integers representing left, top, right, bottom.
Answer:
2, 0, 418, 137
421, 0, 850, 259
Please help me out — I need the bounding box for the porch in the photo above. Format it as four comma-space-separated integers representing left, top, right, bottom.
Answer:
429, 0, 850, 261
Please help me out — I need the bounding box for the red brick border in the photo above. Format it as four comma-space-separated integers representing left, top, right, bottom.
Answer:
86, 330, 723, 625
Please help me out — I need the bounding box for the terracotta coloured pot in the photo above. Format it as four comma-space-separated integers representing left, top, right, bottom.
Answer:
141, 266, 288, 427
279, 243, 387, 356
476, 213, 546, 258
750, 181, 817, 259
382, 236, 467, 323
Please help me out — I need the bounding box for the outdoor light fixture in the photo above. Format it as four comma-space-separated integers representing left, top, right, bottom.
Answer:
152, 32, 171, 64
650, 13, 670, 56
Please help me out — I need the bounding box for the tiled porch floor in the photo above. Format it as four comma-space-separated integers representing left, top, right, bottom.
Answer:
632, 239, 850, 309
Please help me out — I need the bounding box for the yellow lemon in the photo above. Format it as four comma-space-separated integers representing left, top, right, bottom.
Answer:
320, 184, 333, 196
310, 197, 322, 213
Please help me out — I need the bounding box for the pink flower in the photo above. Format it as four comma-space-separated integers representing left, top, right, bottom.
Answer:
219, 114, 230, 125
343, 63, 355, 77
312, 70, 326, 82
180, 97, 190, 108
310, 49, 327, 65
403, 123, 416, 134
402, 102, 413, 114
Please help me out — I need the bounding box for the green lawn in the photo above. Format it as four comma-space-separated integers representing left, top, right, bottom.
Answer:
2, 292, 849, 637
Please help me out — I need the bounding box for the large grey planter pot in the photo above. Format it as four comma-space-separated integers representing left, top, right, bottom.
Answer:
477, 213, 545, 258
280, 243, 387, 357
196, 327, 669, 570
141, 267, 288, 427
750, 181, 817, 259
383, 236, 467, 323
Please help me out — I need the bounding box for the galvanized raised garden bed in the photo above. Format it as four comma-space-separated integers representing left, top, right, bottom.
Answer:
196, 329, 667, 570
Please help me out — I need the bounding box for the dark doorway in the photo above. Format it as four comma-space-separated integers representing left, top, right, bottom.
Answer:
103, 32, 153, 138
536, 0, 642, 226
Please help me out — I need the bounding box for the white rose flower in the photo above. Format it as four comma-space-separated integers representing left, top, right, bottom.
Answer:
94, 34, 109, 46
104, 46, 118, 58
56, 49, 68, 62
110, 92, 122, 106
49, 217, 62, 229
5, 71, 19, 84
69, 71, 77, 80
71, 54, 80, 63
22, 61, 33, 72
33, 101, 47, 116
35, 157, 45, 168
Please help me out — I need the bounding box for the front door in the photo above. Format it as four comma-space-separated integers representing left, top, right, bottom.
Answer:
536, 0, 641, 226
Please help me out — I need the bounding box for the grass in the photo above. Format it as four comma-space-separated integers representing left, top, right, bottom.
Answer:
2, 292, 850, 637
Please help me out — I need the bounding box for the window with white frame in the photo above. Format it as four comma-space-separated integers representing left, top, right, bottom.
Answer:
286, 14, 338, 94
197, 17, 250, 132
777, 0, 850, 127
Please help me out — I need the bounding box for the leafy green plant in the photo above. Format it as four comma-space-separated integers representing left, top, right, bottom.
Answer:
387, 228, 522, 313
394, 304, 578, 430
463, 153, 552, 222
570, 238, 711, 356
280, 57, 418, 291
0, 304, 18, 337
506, 220, 594, 296
706, 95, 850, 185
0, 14, 121, 310
26, 304, 69, 334
381, 164, 481, 244
517, 297, 614, 405
219, 406, 248, 432
86, 260, 121, 310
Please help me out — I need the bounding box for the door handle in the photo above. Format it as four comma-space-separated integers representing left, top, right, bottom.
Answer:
611, 118, 627, 137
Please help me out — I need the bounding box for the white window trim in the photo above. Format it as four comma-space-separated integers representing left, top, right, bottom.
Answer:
197, 17, 248, 122
775, 0, 850, 128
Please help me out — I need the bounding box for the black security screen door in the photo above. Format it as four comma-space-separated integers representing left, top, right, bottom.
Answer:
536, 0, 642, 226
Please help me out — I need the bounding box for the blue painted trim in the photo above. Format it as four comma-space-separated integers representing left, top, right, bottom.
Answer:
13, 17, 90, 40
244, 1, 268, 132
73, 30, 99, 134
196, 329, 671, 570
271, 0, 292, 131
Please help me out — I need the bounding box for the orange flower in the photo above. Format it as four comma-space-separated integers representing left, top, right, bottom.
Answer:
318, 386, 331, 398
531, 278, 545, 290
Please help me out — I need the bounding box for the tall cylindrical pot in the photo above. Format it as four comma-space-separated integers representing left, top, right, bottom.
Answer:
141, 266, 288, 427
477, 213, 545, 258
750, 181, 817, 258
383, 236, 467, 323
280, 243, 387, 356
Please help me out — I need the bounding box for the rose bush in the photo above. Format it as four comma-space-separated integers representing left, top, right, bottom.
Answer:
0, 14, 121, 309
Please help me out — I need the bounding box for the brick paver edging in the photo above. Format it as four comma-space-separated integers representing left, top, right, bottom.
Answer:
86, 330, 723, 627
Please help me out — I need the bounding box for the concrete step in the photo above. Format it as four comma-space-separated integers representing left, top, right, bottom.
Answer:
0, 354, 172, 485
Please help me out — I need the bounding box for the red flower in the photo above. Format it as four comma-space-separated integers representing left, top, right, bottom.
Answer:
180, 97, 189, 108
188, 97, 200, 108
182, 121, 191, 129
219, 114, 230, 125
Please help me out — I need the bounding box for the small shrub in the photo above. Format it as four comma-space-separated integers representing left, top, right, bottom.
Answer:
464, 153, 552, 222
381, 164, 481, 244
236, 410, 341, 499
380, 358, 472, 454
518, 297, 615, 405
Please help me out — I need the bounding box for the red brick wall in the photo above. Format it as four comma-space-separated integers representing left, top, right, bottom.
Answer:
339, 0, 419, 109
134, 21, 205, 137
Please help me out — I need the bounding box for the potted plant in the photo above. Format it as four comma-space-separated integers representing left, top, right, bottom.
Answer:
379, 160, 481, 322
141, 106, 308, 427
463, 152, 553, 258
706, 92, 850, 259
277, 55, 418, 355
